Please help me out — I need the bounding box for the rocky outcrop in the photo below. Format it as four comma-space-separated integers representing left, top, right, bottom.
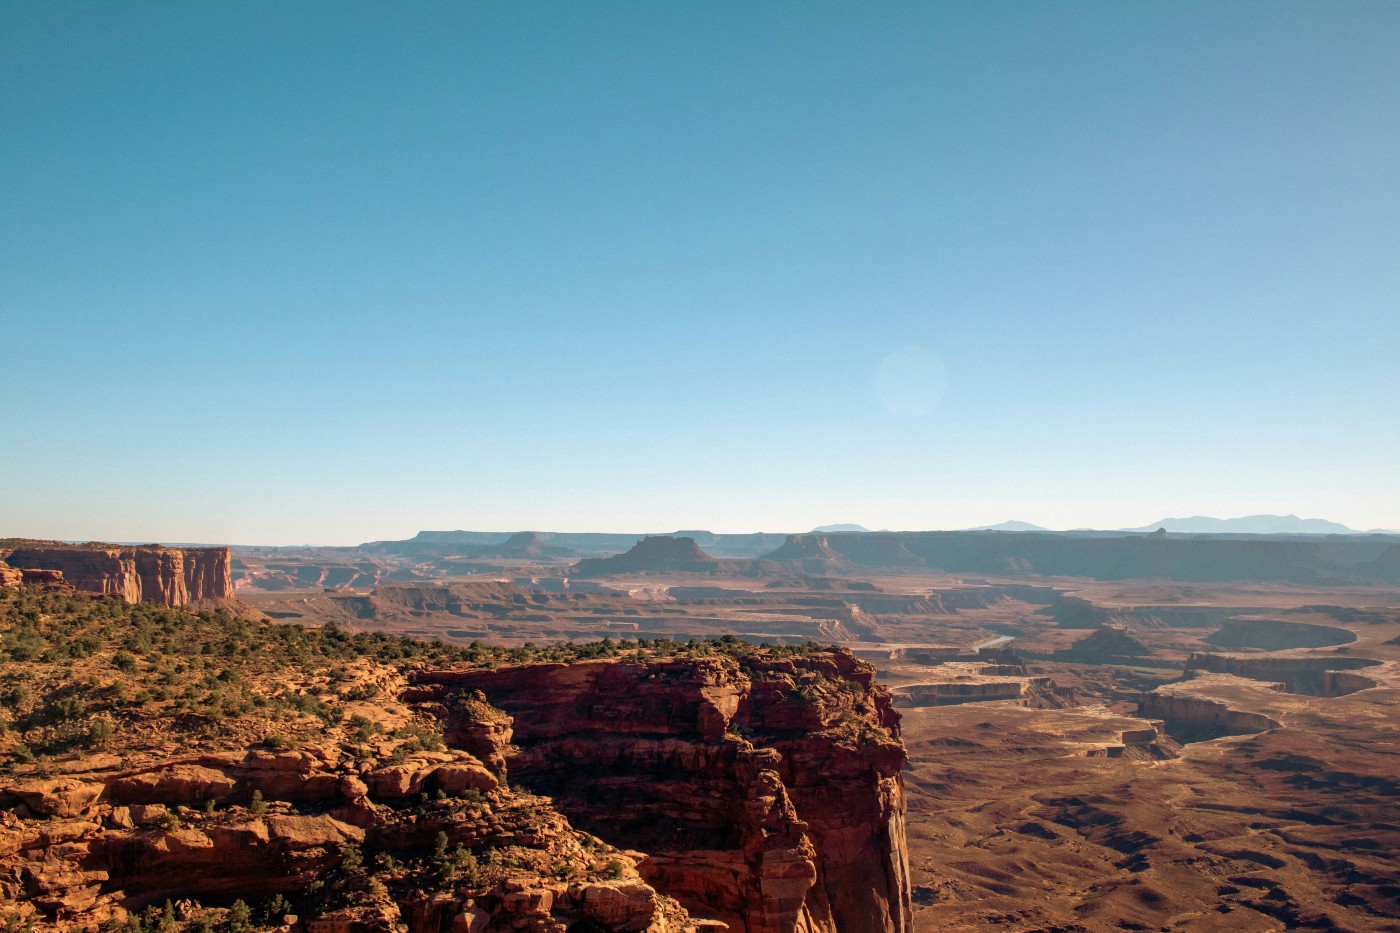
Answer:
0, 542, 232, 606
893, 681, 1025, 707
1184, 653, 1380, 697
476, 532, 579, 560
1, 648, 908, 933
1137, 691, 1281, 741
892, 673, 1070, 709
1055, 624, 1150, 662
570, 537, 723, 577
407, 650, 912, 933
756, 535, 854, 576
21, 569, 71, 589
0, 729, 692, 932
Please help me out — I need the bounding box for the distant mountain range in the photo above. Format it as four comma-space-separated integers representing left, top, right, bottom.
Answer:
969, 520, 1049, 532
962, 515, 1396, 535
800, 515, 1394, 536
1122, 514, 1361, 535
369, 515, 1397, 560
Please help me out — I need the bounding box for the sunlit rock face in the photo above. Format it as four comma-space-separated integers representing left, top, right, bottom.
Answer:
1, 543, 233, 605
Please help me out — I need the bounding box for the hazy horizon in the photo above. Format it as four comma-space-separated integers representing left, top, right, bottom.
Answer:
4, 513, 1398, 550
4, 3, 1398, 545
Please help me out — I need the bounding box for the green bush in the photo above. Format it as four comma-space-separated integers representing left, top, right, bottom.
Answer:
227, 900, 252, 933
86, 719, 115, 749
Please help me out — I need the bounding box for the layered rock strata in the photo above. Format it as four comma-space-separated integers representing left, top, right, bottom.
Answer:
0, 543, 233, 606
407, 649, 912, 933
1138, 691, 1281, 741
0, 722, 692, 932
1184, 653, 1380, 697
0, 628, 911, 933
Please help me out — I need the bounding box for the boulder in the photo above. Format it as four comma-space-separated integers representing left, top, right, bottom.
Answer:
432, 761, 498, 796
109, 766, 237, 805
576, 882, 659, 932
5, 778, 106, 817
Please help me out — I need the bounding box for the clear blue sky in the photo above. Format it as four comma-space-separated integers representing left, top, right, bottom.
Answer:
3, 2, 1397, 544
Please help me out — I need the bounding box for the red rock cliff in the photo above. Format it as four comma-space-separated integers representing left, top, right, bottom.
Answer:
408, 648, 912, 933
0, 542, 233, 606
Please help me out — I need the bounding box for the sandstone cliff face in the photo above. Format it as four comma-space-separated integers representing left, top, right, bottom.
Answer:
0, 603, 911, 933
1184, 653, 1380, 697
407, 649, 912, 933
1137, 692, 1281, 741
0, 543, 232, 606
893, 681, 1026, 707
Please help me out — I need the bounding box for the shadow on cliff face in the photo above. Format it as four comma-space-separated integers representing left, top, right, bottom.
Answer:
408, 650, 914, 933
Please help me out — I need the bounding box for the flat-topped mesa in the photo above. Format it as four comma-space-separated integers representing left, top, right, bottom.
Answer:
759, 535, 854, 575
569, 536, 722, 577
1184, 652, 1381, 697
0, 541, 233, 606
407, 647, 912, 933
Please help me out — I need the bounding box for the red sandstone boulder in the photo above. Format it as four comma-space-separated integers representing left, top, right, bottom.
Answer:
573, 882, 660, 932
432, 760, 498, 795
108, 766, 237, 805
266, 813, 364, 849
4, 778, 106, 818
365, 760, 436, 798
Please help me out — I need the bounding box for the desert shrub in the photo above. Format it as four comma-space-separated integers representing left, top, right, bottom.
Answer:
260, 894, 291, 924
339, 842, 363, 874
47, 696, 84, 722
86, 719, 115, 749
226, 900, 252, 933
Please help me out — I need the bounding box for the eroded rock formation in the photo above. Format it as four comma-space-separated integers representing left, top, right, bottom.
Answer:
0, 542, 232, 606
570, 537, 723, 577
1184, 653, 1380, 696
0, 740, 690, 932
0, 591, 910, 933
1137, 690, 1281, 741
407, 649, 913, 933
1055, 625, 1149, 662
